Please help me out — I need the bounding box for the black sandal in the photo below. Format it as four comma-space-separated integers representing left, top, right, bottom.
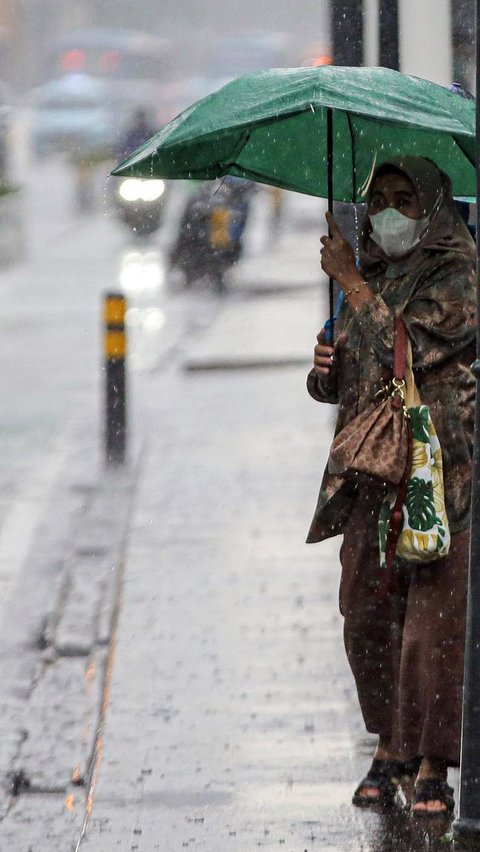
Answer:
352, 759, 404, 808
403, 756, 422, 778
410, 778, 455, 818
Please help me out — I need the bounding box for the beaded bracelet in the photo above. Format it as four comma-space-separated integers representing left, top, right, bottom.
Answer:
344, 282, 366, 298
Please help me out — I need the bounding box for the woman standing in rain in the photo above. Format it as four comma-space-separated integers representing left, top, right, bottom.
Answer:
308, 156, 476, 816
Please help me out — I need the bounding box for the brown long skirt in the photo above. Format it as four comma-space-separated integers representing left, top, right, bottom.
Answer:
339, 488, 469, 766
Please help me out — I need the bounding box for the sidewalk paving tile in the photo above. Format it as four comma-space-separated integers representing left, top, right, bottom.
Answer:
183, 294, 322, 372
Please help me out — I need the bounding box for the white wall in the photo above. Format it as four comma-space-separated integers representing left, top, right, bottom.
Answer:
398, 0, 452, 85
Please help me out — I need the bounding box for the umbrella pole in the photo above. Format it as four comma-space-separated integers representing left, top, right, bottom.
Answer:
327, 107, 335, 344
452, 0, 480, 842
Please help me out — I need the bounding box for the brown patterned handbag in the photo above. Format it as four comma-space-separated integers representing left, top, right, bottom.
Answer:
327, 319, 410, 486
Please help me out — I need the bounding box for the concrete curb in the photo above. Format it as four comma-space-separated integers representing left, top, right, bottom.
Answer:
0, 440, 143, 845
184, 355, 310, 372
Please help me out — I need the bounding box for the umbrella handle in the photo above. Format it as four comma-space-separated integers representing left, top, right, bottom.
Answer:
327, 107, 334, 345
328, 277, 335, 345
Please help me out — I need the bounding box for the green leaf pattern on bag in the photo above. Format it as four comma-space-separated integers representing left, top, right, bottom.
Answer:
405, 477, 437, 531
411, 405, 430, 443
379, 405, 451, 566
378, 499, 391, 556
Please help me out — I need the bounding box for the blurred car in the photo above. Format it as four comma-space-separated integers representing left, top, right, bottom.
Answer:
46, 28, 173, 85
44, 28, 172, 131
29, 74, 128, 158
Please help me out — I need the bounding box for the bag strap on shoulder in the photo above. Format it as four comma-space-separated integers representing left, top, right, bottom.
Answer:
393, 317, 408, 382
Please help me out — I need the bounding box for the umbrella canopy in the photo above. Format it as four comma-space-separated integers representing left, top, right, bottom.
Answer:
112, 65, 476, 202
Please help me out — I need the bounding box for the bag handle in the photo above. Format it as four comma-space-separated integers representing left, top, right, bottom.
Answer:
383, 317, 421, 574
395, 317, 421, 408
393, 317, 408, 382
384, 416, 413, 572
380, 318, 412, 580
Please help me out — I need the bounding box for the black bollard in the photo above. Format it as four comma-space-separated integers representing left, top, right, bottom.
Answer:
104, 293, 127, 466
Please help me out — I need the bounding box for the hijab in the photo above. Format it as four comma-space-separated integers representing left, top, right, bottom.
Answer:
359, 155, 476, 275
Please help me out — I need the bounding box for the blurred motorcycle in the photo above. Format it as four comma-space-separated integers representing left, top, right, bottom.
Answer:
169, 177, 254, 293
114, 176, 167, 237
112, 107, 166, 236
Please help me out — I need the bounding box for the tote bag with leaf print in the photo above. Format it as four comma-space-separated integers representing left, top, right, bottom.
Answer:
378, 339, 450, 569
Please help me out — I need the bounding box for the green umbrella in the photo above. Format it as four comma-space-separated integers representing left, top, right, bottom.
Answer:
112, 65, 476, 331
112, 65, 475, 195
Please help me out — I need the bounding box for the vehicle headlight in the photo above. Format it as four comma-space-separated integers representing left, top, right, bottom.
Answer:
141, 180, 165, 202
118, 178, 143, 202
118, 178, 165, 202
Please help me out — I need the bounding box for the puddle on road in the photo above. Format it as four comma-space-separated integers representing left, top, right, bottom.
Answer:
357, 808, 453, 852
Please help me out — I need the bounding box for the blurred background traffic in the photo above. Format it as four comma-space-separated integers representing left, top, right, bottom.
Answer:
0, 1, 476, 274
0, 12, 340, 300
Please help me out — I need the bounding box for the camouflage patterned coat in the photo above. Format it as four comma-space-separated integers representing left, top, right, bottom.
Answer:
306, 250, 476, 543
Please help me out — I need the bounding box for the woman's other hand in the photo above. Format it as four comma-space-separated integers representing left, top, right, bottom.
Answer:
320, 212, 358, 286
314, 329, 347, 376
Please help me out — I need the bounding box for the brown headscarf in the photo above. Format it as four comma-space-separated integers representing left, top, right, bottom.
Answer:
359, 155, 476, 275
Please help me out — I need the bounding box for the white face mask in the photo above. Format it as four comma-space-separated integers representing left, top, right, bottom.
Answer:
369, 207, 429, 259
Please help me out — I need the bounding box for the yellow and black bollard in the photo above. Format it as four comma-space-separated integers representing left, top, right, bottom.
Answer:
104, 293, 127, 465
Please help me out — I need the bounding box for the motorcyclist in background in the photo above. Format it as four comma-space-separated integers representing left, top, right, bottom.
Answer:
169, 176, 256, 293
117, 107, 157, 161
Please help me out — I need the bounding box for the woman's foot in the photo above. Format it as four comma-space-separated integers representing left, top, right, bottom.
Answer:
411, 758, 454, 817
352, 758, 404, 808
353, 740, 404, 807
